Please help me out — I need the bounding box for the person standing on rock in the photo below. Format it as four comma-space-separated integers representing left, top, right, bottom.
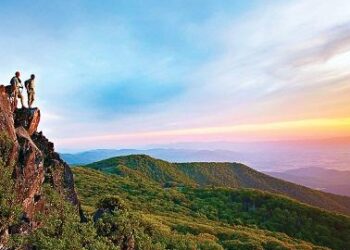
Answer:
25, 74, 35, 108
10, 71, 25, 108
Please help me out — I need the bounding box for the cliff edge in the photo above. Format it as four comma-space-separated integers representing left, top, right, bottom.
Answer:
0, 85, 79, 244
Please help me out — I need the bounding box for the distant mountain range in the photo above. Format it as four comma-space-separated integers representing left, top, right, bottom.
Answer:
61, 145, 350, 172
61, 148, 245, 165
265, 167, 350, 197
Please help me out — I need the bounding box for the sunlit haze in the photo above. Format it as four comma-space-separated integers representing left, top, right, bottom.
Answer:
1, 0, 350, 151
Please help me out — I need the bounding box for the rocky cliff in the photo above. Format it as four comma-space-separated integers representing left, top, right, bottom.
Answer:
0, 85, 79, 245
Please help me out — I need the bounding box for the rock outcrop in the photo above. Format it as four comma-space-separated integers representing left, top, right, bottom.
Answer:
0, 86, 16, 141
14, 108, 41, 136
0, 85, 79, 244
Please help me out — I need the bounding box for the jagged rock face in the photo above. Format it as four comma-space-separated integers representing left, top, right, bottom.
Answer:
14, 108, 41, 136
0, 86, 16, 141
0, 85, 79, 240
0, 86, 18, 166
32, 132, 79, 206
14, 126, 45, 222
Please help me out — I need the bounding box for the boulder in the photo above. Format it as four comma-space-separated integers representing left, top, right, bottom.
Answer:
14, 108, 40, 136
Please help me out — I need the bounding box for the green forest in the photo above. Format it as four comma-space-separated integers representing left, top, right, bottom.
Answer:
2, 153, 350, 249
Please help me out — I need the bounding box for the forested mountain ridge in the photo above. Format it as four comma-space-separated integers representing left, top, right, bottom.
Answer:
73, 165, 350, 250
86, 154, 350, 216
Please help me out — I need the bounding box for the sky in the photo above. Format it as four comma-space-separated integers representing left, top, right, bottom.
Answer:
1, 0, 350, 150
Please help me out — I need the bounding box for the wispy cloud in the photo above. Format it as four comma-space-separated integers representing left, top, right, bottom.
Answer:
1, 0, 350, 149
178, 0, 350, 122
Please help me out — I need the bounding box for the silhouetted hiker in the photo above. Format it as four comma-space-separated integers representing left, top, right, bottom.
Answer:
10, 71, 25, 108
25, 74, 35, 108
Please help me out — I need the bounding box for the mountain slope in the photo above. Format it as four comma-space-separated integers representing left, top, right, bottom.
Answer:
86, 155, 350, 216
86, 154, 197, 186
175, 162, 350, 216
73, 166, 350, 250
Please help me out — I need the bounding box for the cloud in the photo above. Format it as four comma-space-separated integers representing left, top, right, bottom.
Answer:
174, 0, 350, 123
55, 0, 350, 147
287, 23, 350, 67
2, 0, 350, 149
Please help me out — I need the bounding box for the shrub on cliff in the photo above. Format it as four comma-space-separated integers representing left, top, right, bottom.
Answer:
0, 132, 13, 164
21, 186, 117, 250
0, 133, 21, 244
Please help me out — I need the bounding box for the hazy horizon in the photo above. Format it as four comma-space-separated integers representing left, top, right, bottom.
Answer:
59, 135, 350, 152
60, 136, 350, 172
